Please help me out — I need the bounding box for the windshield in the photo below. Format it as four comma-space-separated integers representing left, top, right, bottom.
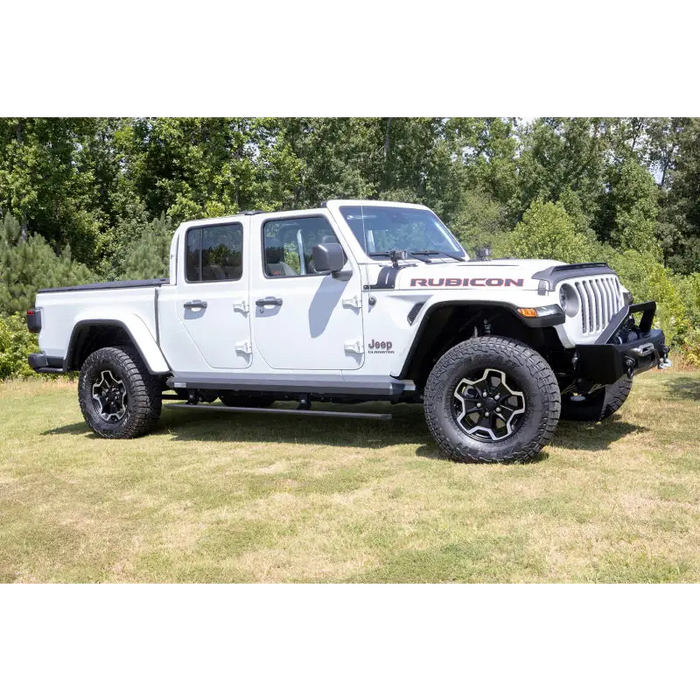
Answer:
339, 205, 466, 260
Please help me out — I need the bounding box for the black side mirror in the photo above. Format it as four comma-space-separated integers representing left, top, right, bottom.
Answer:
312, 242, 346, 274
475, 246, 491, 261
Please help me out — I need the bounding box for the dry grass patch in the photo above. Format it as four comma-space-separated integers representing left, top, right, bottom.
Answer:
1, 371, 700, 582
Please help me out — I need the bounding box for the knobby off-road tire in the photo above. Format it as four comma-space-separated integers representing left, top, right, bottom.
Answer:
560, 376, 633, 422
424, 337, 561, 463
78, 346, 162, 439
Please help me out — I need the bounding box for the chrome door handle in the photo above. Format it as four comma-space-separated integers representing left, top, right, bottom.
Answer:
184, 300, 207, 310
255, 297, 283, 307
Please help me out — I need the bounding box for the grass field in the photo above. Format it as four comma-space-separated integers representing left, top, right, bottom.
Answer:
1, 371, 699, 583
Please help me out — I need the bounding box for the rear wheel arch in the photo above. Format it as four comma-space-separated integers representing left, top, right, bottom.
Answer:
66, 320, 166, 375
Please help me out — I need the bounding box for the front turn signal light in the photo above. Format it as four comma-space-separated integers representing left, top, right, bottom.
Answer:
517, 308, 538, 318
517, 305, 563, 319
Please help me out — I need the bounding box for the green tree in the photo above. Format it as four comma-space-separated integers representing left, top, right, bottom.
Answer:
0, 215, 94, 315
449, 188, 509, 256
647, 117, 688, 188
498, 199, 595, 262
658, 118, 700, 273
444, 118, 518, 208
96, 197, 157, 279
599, 159, 660, 254
558, 187, 598, 244
122, 118, 301, 223
514, 118, 611, 225
280, 118, 382, 208
120, 213, 174, 281
0, 118, 106, 264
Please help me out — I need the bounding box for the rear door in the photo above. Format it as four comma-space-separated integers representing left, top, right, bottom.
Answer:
251, 213, 364, 371
159, 220, 252, 371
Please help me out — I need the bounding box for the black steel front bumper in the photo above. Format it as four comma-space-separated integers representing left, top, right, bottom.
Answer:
574, 302, 670, 385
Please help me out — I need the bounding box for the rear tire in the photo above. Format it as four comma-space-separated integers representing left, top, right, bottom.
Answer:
78, 346, 162, 439
560, 376, 633, 422
424, 336, 561, 463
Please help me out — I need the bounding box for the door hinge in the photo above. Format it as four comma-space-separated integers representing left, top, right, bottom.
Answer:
235, 340, 252, 355
342, 295, 362, 310
344, 339, 364, 355
232, 299, 249, 314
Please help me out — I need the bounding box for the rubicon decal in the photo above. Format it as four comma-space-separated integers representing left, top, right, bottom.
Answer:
410, 278, 524, 288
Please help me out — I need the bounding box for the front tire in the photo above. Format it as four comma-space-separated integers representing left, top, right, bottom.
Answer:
424, 337, 561, 463
560, 376, 633, 422
78, 346, 162, 439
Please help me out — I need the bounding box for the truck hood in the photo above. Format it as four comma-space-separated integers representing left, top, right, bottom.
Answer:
377, 259, 567, 291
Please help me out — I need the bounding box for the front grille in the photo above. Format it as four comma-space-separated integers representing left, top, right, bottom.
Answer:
573, 276, 624, 335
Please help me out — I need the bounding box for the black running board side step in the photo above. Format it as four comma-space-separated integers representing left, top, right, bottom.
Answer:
165, 403, 392, 421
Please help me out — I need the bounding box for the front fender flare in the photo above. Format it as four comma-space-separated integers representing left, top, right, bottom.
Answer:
391, 299, 564, 379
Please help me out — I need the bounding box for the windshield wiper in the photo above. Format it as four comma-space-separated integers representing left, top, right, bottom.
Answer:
369, 250, 418, 267
370, 249, 464, 265
410, 249, 465, 262
407, 251, 433, 264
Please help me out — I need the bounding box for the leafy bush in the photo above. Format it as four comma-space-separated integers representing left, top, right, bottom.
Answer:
681, 329, 700, 368
674, 273, 700, 367
0, 314, 37, 380
608, 249, 692, 349
675, 273, 700, 327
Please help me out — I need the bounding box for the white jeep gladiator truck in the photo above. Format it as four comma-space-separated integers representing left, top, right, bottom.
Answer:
27, 200, 671, 463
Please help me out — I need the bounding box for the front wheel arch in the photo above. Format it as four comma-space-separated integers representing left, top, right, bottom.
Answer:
396, 301, 564, 388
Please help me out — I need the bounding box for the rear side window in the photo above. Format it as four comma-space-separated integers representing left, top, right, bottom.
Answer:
186, 223, 243, 282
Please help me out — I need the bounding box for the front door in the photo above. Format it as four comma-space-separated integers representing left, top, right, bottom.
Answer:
251, 214, 364, 371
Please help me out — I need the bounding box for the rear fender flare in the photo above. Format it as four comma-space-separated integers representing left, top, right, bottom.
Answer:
67, 313, 169, 374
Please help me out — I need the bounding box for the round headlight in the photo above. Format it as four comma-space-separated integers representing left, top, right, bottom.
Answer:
558, 284, 579, 318
559, 286, 568, 312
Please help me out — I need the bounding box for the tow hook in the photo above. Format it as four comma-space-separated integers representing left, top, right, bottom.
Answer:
658, 345, 673, 371
629, 342, 654, 358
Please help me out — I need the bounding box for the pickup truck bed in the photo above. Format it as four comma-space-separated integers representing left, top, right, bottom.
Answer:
30, 280, 169, 375
38, 278, 169, 293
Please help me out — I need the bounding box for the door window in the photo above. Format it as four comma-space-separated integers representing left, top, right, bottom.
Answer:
262, 216, 343, 278
186, 223, 243, 282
